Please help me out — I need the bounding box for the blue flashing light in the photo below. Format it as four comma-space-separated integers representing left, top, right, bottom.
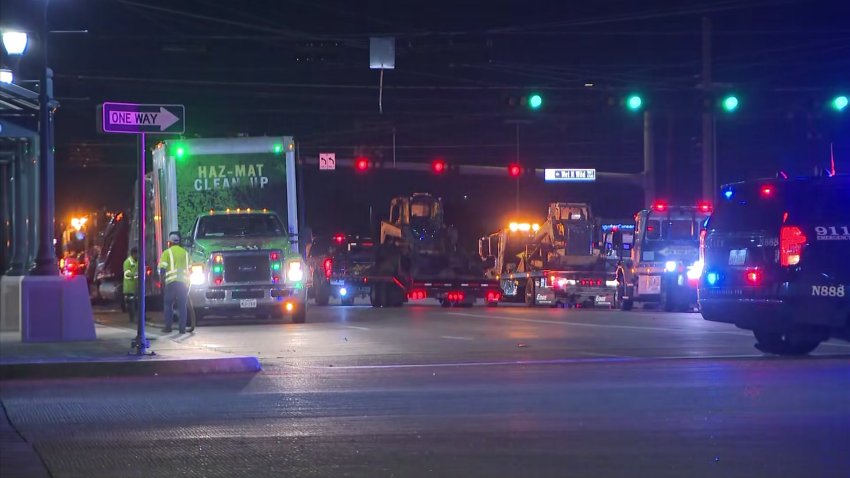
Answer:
706, 272, 719, 286
665, 261, 677, 273
723, 189, 734, 200
339, 287, 348, 297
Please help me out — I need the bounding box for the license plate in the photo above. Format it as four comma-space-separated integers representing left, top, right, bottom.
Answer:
639, 275, 661, 295
729, 249, 747, 266
330, 280, 345, 286
240, 299, 257, 309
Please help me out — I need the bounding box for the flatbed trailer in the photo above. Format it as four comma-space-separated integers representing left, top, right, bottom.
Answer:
366, 275, 502, 307
500, 268, 619, 308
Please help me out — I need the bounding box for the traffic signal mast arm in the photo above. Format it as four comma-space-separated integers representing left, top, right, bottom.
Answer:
301, 156, 644, 184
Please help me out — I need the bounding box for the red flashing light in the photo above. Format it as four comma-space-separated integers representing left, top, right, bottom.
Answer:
272, 276, 280, 283
354, 157, 370, 172
333, 234, 346, 245
760, 185, 774, 197
213, 254, 223, 264
744, 268, 762, 285
508, 164, 521, 178
408, 289, 427, 300
214, 278, 223, 285
651, 201, 668, 212
780, 226, 806, 266
432, 158, 447, 174
270, 252, 280, 261
323, 258, 333, 280
697, 201, 713, 213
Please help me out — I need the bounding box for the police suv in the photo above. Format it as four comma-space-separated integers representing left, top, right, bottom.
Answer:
699, 175, 850, 355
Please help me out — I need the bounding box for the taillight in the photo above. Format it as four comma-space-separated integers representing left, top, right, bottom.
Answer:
744, 268, 762, 285
446, 291, 465, 302
485, 290, 501, 302
323, 258, 333, 280
780, 226, 806, 266
408, 289, 427, 300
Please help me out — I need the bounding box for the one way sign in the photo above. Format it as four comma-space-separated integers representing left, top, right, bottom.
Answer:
100, 102, 185, 134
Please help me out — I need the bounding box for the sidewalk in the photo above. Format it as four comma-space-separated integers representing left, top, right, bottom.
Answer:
0, 321, 260, 380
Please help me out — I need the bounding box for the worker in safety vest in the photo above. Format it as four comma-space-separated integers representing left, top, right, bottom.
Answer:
159, 232, 190, 333
123, 247, 139, 322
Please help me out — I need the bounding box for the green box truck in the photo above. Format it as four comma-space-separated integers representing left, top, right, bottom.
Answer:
149, 136, 308, 323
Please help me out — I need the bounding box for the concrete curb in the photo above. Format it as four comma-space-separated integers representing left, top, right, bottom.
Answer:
0, 355, 262, 381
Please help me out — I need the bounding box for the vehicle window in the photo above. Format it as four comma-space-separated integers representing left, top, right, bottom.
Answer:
645, 220, 661, 240
197, 214, 285, 238
664, 220, 696, 240
709, 187, 784, 232
411, 201, 432, 218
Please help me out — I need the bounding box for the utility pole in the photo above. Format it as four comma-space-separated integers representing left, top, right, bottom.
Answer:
701, 16, 715, 202
643, 111, 655, 206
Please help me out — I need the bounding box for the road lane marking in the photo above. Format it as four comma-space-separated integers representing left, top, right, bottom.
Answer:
344, 326, 370, 331
447, 311, 752, 335
441, 335, 474, 341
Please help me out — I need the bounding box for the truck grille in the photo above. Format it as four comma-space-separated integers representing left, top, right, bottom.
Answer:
223, 254, 270, 283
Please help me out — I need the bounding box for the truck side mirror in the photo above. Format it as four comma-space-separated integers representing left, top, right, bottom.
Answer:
182, 237, 193, 248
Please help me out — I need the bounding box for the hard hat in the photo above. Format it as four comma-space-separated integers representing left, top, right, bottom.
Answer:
168, 232, 181, 243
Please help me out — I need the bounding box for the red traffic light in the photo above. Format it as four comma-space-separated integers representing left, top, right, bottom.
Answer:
432, 158, 447, 174
508, 163, 521, 178
354, 157, 370, 172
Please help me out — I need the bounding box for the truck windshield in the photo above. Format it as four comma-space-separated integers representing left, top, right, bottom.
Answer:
197, 214, 286, 238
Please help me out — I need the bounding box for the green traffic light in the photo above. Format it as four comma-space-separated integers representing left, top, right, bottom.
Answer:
722, 95, 739, 112
273, 144, 284, 154
832, 95, 848, 111
174, 146, 185, 159
627, 95, 643, 110
528, 94, 543, 109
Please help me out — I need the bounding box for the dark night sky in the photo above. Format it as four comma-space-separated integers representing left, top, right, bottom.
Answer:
2, 0, 848, 243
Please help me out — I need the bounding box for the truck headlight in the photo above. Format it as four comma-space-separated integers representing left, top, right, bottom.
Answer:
287, 261, 304, 282
664, 261, 677, 273
190, 264, 206, 285
686, 260, 704, 280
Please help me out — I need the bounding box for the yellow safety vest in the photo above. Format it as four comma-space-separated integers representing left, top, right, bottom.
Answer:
158, 245, 190, 284
123, 257, 139, 293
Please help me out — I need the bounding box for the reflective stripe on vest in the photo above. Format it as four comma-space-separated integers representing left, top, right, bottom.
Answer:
163, 247, 190, 283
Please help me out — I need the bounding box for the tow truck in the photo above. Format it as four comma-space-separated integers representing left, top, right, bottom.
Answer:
490, 203, 620, 308
619, 200, 712, 311
308, 233, 374, 306
479, 221, 542, 303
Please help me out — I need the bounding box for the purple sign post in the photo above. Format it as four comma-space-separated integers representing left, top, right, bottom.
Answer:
100, 102, 185, 356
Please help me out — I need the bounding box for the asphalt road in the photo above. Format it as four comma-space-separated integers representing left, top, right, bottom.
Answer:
2, 300, 849, 477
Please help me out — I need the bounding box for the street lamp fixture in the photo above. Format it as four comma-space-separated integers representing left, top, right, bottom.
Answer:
2, 31, 28, 55
0, 68, 12, 84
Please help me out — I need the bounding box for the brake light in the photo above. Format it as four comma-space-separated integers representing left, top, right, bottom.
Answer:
780, 226, 806, 266
744, 268, 762, 285
697, 201, 712, 213
323, 258, 333, 279
760, 185, 774, 197
333, 234, 345, 245
408, 289, 427, 300
652, 201, 668, 212
446, 291, 465, 302
485, 290, 501, 302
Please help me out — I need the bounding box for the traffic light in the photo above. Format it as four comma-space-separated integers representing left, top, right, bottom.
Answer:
354, 157, 370, 172
721, 95, 739, 112
431, 158, 447, 174
528, 93, 543, 110
172, 144, 186, 159
832, 95, 848, 112
626, 94, 643, 111
508, 163, 522, 178
272, 143, 284, 154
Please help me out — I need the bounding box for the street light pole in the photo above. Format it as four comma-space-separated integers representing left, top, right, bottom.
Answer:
30, 0, 58, 275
